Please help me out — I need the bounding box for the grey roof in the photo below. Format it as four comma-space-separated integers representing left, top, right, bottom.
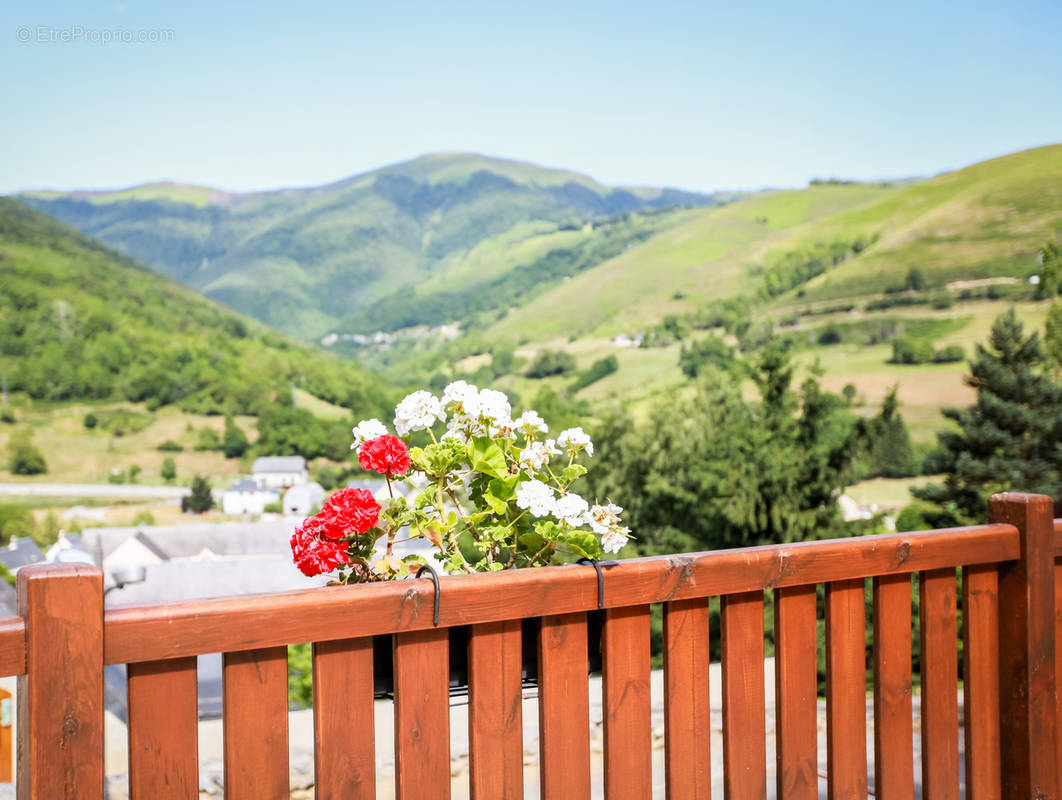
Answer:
0, 538, 46, 570
227, 478, 264, 492
81, 521, 298, 562
128, 530, 170, 562
252, 456, 306, 473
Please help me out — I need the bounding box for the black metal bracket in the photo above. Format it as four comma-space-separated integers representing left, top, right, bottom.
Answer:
415, 563, 442, 626
577, 557, 605, 610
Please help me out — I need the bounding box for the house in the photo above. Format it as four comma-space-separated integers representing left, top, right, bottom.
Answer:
282, 482, 325, 517
222, 478, 280, 515
0, 537, 46, 573
251, 456, 308, 489
102, 531, 169, 571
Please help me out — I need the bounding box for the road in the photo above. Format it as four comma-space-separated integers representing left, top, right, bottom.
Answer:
0, 483, 190, 499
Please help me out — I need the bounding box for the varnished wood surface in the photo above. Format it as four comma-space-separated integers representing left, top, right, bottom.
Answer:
104, 523, 1019, 665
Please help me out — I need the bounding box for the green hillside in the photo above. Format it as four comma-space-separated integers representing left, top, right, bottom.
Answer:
18, 154, 725, 338
488, 145, 1061, 340
0, 197, 392, 419
334, 145, 1059, 460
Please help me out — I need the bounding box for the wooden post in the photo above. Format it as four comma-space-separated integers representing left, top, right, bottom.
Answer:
990, 492, 1058, 799
17, 563, 104, 800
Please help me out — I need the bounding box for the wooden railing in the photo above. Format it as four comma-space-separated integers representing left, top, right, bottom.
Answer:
5, 492, 1061, 798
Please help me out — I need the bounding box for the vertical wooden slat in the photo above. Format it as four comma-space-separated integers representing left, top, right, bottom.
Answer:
962, 564, 1001, 800
1057, 557, 1062, 784
775, 584, 819, 800
872, 573, 914, 800
468, 620, 523, 800
222, 647, 289, 800
825, 578, 868, 800
128, 657, 199, 799
313, 638, 376, 799
603, 604, 652, 800
538, 612, 591, 798
919, 568, 959, 800
17, 564, 104, 800
394, 627, 451, 800
990, 493, 1058, 800
721, 590, 766, 799
663, 598, 711, 798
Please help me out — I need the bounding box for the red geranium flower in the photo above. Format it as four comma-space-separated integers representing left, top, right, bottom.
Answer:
317, 487, 381, 540
290, 518, 350, 577
359, 434, 411, 477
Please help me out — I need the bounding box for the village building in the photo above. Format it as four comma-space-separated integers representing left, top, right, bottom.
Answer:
251, 456, 308, 489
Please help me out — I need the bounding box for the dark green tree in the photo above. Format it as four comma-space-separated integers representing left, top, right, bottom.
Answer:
222, 414, 249, 459
861, 386, 917, 478
160, 457, 177, 483
1036, 241, 1061, 299
912, 310, 1062, 525
1046, 301, 1062, 375
183, 475, 214, 513
678, 336, 735, 378
588, 341, 864, 553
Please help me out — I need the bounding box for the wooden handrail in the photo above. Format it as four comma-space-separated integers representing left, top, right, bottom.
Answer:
103, 522, 1019, 665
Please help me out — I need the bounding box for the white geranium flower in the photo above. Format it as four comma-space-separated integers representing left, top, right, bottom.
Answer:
394, 391, 446, 436
588, 503, 623, 534
558, 427, 594, 457
443, 380, 481, 416
350, 418, 389, 451
515, 479, 556, 517
490, 415, 516, 439
600, 526, 630, 554
518, 439, 560, 471
477, 389, 511, 424
514, 410, 548, 437
554, 492, 589, 527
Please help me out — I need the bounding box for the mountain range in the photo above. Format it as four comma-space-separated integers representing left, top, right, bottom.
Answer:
19, 153, 730, 338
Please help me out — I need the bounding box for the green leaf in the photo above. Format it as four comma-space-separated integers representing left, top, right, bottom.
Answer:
482, 492, 509, 515
488, 475, 520, 500
469, 436, 510, 479
483, 525, 511, 543
561, 464, 588, 484
518, 532, 544, 552
562, 530, 602, 561
456, 529, 486, 564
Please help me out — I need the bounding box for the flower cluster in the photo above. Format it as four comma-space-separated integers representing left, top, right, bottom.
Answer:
291, 382, 630, 582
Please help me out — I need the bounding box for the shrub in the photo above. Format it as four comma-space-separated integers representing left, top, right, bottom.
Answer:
895, 503, 932, 532
263, 501, 283, 514
156, 439, 183, 452
817, 324, 843, 345
0, 408, 13, 424
569, 355, 619, 392
525, 349, 576, 379
132, 510, 156, 526
930, 291, 954, 310
161, 457, 177, 483
933, 344, 965, 363
83, 412, 98, 429
9, 442, 46, 475
194, 427, 221, 452
890, 337, 934, 364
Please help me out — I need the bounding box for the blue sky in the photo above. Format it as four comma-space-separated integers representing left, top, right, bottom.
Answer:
2, 0, 1060, 194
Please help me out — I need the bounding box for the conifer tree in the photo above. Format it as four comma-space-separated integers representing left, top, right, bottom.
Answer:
862, 386, 916, 478
913, 309, 1062, 525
